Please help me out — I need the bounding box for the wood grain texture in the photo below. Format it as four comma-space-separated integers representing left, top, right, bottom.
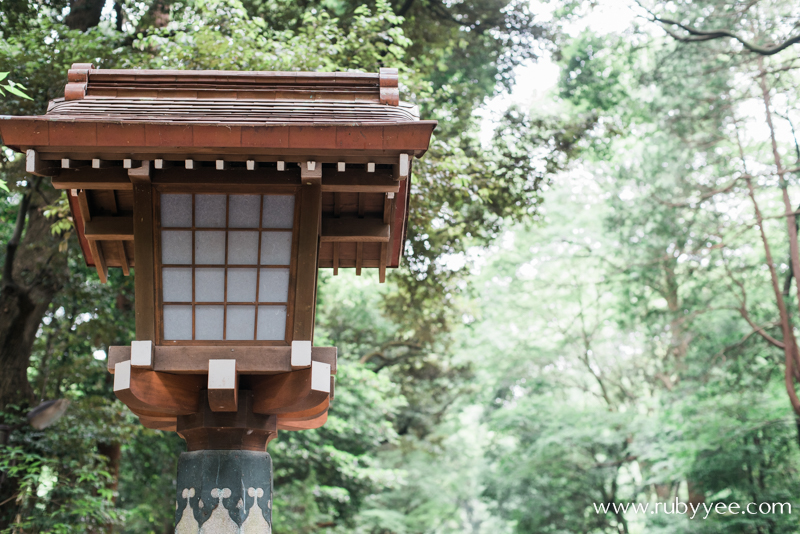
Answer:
83, 217, 134, 240
133, 183, 155, 341
114, 366, 204, 416
278, 411, 328, 431
320, 217, 390, 242
293, 183, 321, 342
107, 345, 337, 374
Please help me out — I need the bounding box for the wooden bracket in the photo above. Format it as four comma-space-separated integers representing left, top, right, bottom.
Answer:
25, 150, 59, 177
128, 161, 151, 183
113, 361, 203, 416
251, 361, 331, 415
208, 359, 238, 412
301, 160, 321, 185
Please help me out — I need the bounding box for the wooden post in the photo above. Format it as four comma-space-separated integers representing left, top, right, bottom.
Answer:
133, 183, 156, 341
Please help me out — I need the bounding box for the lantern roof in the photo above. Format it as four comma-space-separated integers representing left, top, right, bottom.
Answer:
0, 64, 436, 279
0, 64, 436, 158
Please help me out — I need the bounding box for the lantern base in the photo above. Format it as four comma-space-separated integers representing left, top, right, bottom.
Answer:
175, 449, 273, 533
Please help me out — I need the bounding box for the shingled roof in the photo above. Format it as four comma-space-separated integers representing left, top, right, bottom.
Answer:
0, 64, 436, 279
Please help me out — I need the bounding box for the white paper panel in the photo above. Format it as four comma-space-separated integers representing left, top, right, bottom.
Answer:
257, 306, 287, 341
162, 267, 192, 302
161, 230, 192, 264
260, 232, 292, 265
258, 268, 289, 302
195, 305, 224, 340
161, 194, 192, 227
228, 195, 261, 228
195, 268, 225, 302
163, 305, 192, 340
227, 231, 259, 265
195, 195, 227, 228
227, 268, 257, 302
262, 195, 295, 228
226, 305, 255, 340
195, 231, 226, 264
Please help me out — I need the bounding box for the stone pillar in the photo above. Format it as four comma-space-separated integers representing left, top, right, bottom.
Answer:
174, 391, 277, 533
175, 450, 273, 533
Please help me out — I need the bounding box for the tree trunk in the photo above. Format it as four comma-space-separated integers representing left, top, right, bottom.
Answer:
0, 180, 69, 412
64, 0, 106, 31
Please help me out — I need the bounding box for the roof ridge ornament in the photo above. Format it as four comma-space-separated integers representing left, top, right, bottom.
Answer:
65, 62, 93, 101
379, 67, 399, 106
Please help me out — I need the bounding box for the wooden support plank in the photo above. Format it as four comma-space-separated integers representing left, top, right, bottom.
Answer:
51, 168, 133, 190
379, 242, 387, 283
321, 168, 400, 193
118, 241, 130, 276
321, 217, 390, 243
334, 192, 342, 217
83, 217, 134, 240
77, 190, 92, 223
133, 183, 155, 341
62, 158, 90, 169
113, 361, 203, 416
208, 360, 238, 412
333, 242, 339, 275
356, 242, 363, 276
107, 345, 338, 375
92, 159, 116, 169
293, 181, 321, 342
26, 150, 59, 177
383, 193, 393, 224
87, 238, 108, 283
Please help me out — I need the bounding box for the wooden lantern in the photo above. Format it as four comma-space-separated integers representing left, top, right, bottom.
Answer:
0, 64, 436, 446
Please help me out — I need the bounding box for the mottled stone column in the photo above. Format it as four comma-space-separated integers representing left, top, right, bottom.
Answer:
175, 450, 273, 534
174, 391, 277, 533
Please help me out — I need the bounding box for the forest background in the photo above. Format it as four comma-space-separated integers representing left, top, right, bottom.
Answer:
2, 0, 800, 533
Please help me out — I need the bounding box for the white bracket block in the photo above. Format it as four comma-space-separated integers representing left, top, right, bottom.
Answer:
185, 159, 195, 169
387, 192, 395, 200
337, 161, 346, 172
247, 160, 255, 170
306, 160, 316, 172
216, 160, 228, 170
113, 360, 131, 392
208, 359, 237, 390
311, 361, 331, 393
367, 162, 375, 173
399, 153, 410, 179
277, 160, 285, 171
130, 340, 153, 369
291, 340, 312, 369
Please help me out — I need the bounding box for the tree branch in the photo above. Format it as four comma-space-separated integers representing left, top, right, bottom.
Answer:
636, 1, 800, 56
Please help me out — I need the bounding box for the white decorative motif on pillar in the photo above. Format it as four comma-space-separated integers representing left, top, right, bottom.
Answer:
199, 488, 238, 534
176, 488, 199, 534
241, 488, 271, 533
